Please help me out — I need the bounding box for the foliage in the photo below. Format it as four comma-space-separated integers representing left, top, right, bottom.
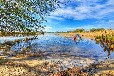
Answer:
95, 34, 114, 56
0, 0, 60, 32
0, 31, 36, 36
73, 28, 85, 33
90, 28, 105, 32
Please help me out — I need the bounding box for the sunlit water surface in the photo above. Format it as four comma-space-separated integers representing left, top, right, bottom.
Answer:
0, 33, 114, 69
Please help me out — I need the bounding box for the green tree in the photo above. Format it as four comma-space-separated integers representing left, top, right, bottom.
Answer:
0, 0, 60, 33
73, 28, 85, 33
90, 28, 96, 32
90, 28, 105, 32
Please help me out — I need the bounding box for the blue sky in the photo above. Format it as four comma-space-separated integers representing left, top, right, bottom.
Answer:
44, 0, 114, 32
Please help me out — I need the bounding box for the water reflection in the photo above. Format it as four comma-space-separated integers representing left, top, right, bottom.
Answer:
0, 34, 114, 60
9, 34, 114, 60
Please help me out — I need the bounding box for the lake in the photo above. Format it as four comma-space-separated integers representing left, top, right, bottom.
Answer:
0, 33, 114, 69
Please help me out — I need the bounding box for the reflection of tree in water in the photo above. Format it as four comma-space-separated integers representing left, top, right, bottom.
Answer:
0, 37, 39, 56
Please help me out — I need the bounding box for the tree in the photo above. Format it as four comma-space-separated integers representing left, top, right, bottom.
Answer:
90, 28, 105, 32
73, 28, 85, 33
0, 0, 60, 33
90, 28, 96, 32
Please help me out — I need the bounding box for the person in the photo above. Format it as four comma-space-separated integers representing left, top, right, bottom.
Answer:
76, 34, 82, 40
73, 35, 77, 42
73, 34, 82, 44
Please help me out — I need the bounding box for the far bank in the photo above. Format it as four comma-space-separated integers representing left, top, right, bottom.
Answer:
56, 30, 114, 40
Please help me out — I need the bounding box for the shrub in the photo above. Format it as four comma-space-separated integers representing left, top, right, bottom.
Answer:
73, 29, 85, 33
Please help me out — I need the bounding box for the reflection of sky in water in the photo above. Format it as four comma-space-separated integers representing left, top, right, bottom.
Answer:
0, 36, 34, 43
1, 34, 114, 60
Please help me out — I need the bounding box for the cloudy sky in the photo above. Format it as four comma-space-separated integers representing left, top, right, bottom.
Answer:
44, 0, 114, 32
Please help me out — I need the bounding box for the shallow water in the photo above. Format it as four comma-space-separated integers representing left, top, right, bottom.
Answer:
0, 36, 34, 43
9, 33, 114, 59
0, 34, 114, 67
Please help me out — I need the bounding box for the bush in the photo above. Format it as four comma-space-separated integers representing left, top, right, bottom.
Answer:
90, 28, 105, 32
73, 29, 85, 33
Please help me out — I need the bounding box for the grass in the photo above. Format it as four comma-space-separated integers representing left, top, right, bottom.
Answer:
57, 29, 114, 40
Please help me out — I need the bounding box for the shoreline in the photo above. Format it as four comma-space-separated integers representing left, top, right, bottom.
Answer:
0, 55, 114, 76
56, 30, 114, 40
0, 32, 114, 76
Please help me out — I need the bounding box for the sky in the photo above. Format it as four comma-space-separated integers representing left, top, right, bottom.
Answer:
44, 0, 114, 32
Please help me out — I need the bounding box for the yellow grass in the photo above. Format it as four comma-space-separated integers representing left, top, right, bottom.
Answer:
57, 30, 114, 40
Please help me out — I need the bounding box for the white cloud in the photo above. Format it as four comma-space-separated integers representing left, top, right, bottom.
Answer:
45, 26, 52, 29
97, 20, 114, 29
48, 16, 64, 20
44, 26, 52, 32
76, 25, 98, 30
64, 25, 97, 30
65, 21, 114, 30
50, 0, 114, 20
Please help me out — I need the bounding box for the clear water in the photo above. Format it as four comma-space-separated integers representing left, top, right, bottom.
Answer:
8, 33, 114, 60
0, 36, 34, 43
1, 33, 114, 70
0, 33, 114, 60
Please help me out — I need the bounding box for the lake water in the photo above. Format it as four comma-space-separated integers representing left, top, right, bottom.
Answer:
9, 34, 114, 58
0, 33, 114, 68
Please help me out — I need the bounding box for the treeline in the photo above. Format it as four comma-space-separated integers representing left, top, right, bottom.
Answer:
90, 28, 105, 32
72, 28, 112, 33
0, 31, 37, 36
72, 28, 85, 33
